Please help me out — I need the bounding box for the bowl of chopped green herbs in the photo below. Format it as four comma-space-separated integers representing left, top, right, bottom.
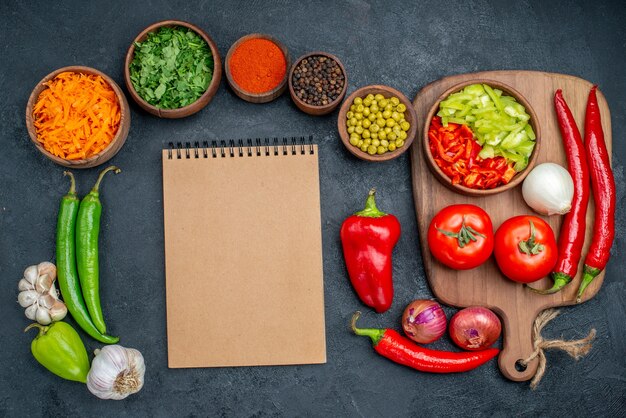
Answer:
124, 20, 221, 118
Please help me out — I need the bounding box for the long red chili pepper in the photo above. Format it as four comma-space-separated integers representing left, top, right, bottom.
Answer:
351, 312, 499, 373
577, 86, 615, 302
530, 90, 590, 294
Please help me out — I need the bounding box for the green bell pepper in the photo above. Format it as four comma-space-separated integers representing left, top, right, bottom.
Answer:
25, 321, 90, 383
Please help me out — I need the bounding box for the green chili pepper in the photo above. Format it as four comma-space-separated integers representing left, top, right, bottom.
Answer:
25, 321, 90, 383
56, 172, 119, 344
76, 166, 120, 335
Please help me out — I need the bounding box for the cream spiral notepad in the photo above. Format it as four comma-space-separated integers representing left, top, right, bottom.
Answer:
162, 137, 326, 368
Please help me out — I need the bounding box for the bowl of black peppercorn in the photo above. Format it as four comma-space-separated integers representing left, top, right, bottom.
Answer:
288, 52, 347, 116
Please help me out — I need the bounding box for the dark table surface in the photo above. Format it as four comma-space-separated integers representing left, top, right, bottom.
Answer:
1, 1, 625, 416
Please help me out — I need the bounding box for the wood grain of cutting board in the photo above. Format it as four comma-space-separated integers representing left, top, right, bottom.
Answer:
410, 71, 612, 382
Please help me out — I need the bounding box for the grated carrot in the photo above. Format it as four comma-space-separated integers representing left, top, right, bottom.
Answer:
32, 72, 121, 160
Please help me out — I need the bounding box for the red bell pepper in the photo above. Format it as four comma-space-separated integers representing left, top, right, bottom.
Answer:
340, 189, 401, 313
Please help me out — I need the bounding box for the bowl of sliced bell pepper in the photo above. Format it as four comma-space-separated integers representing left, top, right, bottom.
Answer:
423, 79, 541, 196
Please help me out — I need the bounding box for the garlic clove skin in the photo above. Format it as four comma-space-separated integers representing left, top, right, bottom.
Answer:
18, 290, 39, 308
18, 278, 34, 292
49, 300, 68, 321
87, 345, 146, 400
35, 274, 54, 294
35, 307, 52, 325
37, 262, 57, 281
25, 304, 37, 320
38, 294, 57, 309
23, 265, 39, 285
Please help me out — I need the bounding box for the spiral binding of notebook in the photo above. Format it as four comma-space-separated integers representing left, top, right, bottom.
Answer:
167, 136, 315, 159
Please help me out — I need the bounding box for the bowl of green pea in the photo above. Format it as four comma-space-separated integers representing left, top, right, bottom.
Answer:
338, 85, 417, 161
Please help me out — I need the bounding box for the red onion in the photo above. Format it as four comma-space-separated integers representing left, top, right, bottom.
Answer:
401, 300, 447, 344
449, 306, 501, 351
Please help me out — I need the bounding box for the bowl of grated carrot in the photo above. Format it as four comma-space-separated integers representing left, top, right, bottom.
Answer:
26, 66, 130, 169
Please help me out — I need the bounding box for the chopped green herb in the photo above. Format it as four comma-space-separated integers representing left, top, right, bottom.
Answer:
129, 26, 213, 109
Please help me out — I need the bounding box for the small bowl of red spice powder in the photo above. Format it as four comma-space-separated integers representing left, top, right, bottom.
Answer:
225, 34, 290, 103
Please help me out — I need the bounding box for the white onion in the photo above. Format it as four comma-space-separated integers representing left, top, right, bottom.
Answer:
522, 163, 574, 215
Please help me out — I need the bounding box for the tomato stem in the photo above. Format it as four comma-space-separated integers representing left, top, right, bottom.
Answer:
437, 217, 485, 248
518, 220, 544, 255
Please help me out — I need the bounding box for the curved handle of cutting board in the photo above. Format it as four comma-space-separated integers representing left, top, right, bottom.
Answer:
497, 306, 539, 381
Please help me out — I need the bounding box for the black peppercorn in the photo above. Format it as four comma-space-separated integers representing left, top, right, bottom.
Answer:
292, 55, 345, 106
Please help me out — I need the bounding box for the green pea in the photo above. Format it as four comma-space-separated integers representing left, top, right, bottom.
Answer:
376, 119, 386, 128
374, 94, 384, 101
376, 112, 383, 119
349, 117, 357, 126
372, 139, 380, 147
380, 139, 389, 147
350, 104, 356, 112
356, 104, 364, 113
369, 122, 379, 132
355, 126, 364, 134
401, 121, 410, 131
346, 111, 354, 119
363, 107, 370, 116
390, 97, 400, 106
367, 145, 377, 155
357, 139, 364, 147
378, 99, 388, 108
398, 131, 408, 140
391, 112, 401, 121
396, 139, 405, 147
368, 113, 377, 122
364, 138, 371, 145
349, 137, 359, 146
384, 127, 392, 134
370, 132, 378, 139
388, 143, 397, 151
378, 131, 387, 141
360, 144, 369, 152
356, 120, 362, 127
382, 110, 392, 119
354, 97, 363, 105
363, 97, 372, 106
355, 113, 363, 120
362, 119, 371, 129
362, 130, 370, 139
370, 104, 379, 113
367, 94, 375, 101
386, 119, 395, 128
377, 146, 386, 154
347, 126, 355, 134
384, 104, 393, 112
388, 132, 397, 141
396, 104, 406, 113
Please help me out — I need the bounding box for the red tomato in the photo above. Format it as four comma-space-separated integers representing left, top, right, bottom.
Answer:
427, 205, 494, 270
494, 216, 557, 283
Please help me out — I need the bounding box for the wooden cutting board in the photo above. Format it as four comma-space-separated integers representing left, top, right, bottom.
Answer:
410, 71, 612, 382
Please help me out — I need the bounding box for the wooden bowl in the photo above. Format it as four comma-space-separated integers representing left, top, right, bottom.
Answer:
288, 51, 347, 115
337, 85, 418, 162
25, 66, 130, 169
225, 33, 290, 103
124, 20, 222, 118
423, 79, 541, 196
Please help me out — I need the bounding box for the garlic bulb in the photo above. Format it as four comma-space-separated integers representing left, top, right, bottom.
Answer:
17, 262, 67, 324
87, 345, 145, 400
522, 163, 574, 215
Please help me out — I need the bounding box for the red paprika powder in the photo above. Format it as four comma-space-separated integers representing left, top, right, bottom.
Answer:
229, 38, 287, 94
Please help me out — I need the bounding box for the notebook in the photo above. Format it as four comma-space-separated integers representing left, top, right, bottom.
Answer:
162, 138, 326, 368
